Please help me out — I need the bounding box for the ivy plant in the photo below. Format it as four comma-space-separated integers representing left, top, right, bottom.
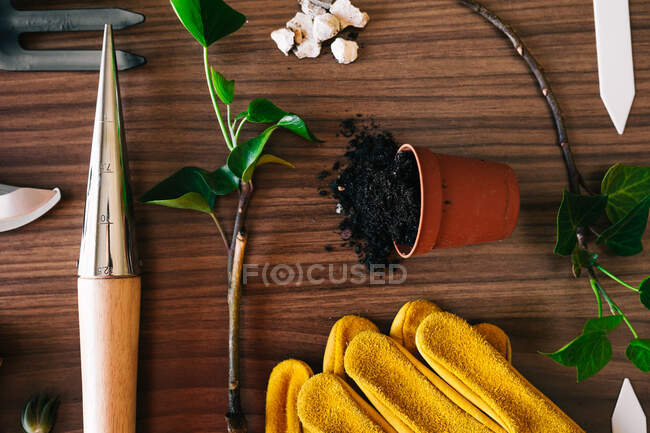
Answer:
544, 163, 650, 381
139, 1, 319, 430
461, 0, 650, 383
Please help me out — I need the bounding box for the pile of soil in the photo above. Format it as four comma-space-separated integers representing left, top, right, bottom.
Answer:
325, 120, 421, 267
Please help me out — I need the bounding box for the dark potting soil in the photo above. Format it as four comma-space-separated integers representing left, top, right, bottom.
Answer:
326, 120, 420, 267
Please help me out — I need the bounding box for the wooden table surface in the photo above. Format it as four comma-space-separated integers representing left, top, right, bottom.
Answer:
2, 0, 650, 431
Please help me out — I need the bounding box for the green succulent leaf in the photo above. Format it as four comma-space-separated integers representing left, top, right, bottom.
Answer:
602, 163, 650, 223
227, 126, 279, 182
241, 153, 295, 183
210, 68, 235, 104
639, 277, 650, 310
246, 98, 321, 142
554, 190, 608, 256
626, 339, 650, 372
571, 247, 598, 277
21, 394, 59, 433
544, 331, 612, 382
597, 195, 650, 256
139, 166, 238, 213
582, 315, 623, 334
169, 0, 246, 47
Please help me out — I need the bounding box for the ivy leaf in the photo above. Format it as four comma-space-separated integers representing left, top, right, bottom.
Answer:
544, 332, 612, 382
582, 315, 623, 334
241, 154, 295, 183
227, 126, 279, 181
639, 277, 650, 310
597, 196, 650, 256
139, 165, 238, 213
554, 190, 608, 256
210, 68, 235, 104
246, 98, 321, 142
170, 0, 246, 48
602, 163, 650, 223
626, 339, 650, 373
571, 247, 598, 278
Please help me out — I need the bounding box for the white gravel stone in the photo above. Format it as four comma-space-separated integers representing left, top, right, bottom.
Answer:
287, 12, 314, 44
331, 38, 358, 64
300, 0, 326, 16
313, 13, 341, 42
271, 28, 295, 55
294, 39, 322, 59
330, 0, 369, 29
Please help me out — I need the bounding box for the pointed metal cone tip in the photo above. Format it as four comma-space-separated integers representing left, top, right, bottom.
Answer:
78, 24, 139, 278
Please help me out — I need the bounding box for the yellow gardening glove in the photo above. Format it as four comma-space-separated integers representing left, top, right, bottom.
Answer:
344, 331, 504, 433
323, 315, 379, 377
416, 312, 584, 433
265, 359, 313, 433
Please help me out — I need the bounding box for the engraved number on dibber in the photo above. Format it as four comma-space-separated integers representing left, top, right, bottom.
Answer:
100, 162, 113, 173
97, 266, 113, 275
99, 214, 113, 225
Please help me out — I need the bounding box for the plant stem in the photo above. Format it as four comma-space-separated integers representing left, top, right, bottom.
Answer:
459, 0, 583, 194
597, 265, 639, 292
226, 230, 248, 433
227, 104, 237, 145
203, 47, 233, 150
235, 117, 247, 144
589, 278, 603, 318
589, 270, 639, 339
224, 181, 254, 433
210, 212, 230, 253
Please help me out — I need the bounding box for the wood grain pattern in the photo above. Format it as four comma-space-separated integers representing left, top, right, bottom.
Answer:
1, 0, 649, 432
78, 277, 140, 433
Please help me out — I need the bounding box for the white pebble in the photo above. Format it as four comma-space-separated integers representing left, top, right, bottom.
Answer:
271, 28, 295, 55
300, 0, 326, 16
313, 13, 341, 42
336, 203, 344, 214
331, 38, 358, 64
287, 12, 314, 44
330, 0, 369, 29
294, 39, 322, 59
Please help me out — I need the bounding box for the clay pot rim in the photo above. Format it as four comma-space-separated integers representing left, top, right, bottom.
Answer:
394, 144, 427, 259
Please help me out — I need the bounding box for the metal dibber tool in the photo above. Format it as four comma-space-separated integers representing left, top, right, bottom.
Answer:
77, 25, 140, 433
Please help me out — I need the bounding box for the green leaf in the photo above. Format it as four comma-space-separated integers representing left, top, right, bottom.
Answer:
247, 98, 286, 123
639, 277, 650, 310
139, 165, 238, 213
169, 0, 246, 47
210, 68, 235, 104
227, 126, 279, 181
240, 153, 295, 183
626, 339, 650, 372
554, 190, 608, 256
582, 315, 623, 334
544, 332, 612, 382
247, 98, 321, 142
602, 163, 650, 223
234, 111, 247, 121
571, 247, 598, 277
597, 195, 650, 256
278, 114, 320, 141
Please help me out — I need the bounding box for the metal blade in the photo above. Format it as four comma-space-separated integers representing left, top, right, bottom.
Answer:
612, 378, 647, 433
0, 185, 61, 232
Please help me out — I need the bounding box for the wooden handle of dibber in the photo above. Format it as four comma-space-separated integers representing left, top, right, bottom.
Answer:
78, 277, 141, 433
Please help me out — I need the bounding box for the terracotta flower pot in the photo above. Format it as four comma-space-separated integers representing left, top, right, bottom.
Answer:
394, 144, 520, 258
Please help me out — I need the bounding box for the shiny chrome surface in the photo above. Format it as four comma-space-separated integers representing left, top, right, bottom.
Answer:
78, 24, 139, 278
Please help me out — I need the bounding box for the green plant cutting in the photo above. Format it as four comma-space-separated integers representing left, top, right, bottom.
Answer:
21, 393, 59, 433
460, 0, 650, 383
139, 0, 319, 431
